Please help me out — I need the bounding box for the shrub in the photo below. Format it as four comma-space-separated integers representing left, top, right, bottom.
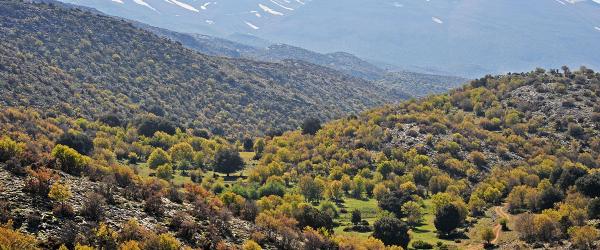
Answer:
377, 189, 415, 217
98, 113, 123, 127
412, 240, 434, 249
95, 223, 118, 250
499, 218, 508, 231
568, 123, 584, 138
119, 241, 142, 250
569, 225, 599, 250
52, 145, 89, 176
240, 200, 259, 222
0, 221, 38, 250
57, 131, 93, 155
143, 233, 180, 250
24, 167, 58, 197
177, 220, 199, 243
469, 151, 487, 167
136, 116, 176, 137
144, 195, 164, 217
52, 203, 75, 218
576, 172, 600, 198
242, 138, 254, 152
166, 187, 183, 204
295, 206, 334, 231
81, 192, 106, 221
480, 227, 495, 245
48, 182, 72, 204
588, 198, 600, 219
119, 219, 148, 242
301, 118, 322, 135
242, 240, 262, 250
26, 212, 42, 231
0, 200, 10, 224
156, 164, 173, 180
258, 180, 285, 197
0, 137, 24, 163
319, 201, 338, 219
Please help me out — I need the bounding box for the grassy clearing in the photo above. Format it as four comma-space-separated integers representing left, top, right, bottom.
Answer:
333, 198, 379, 238
133, 151, 257, 186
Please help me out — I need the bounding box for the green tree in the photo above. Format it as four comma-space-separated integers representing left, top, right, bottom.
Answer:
481, 227, 495, 245
434, 204, 462, 236
298, 175, 325, 202
401, 201, 423, 226
351, 209, 362, 225
168, 142, 194, 165
213, 147, 244, 176
253, 139, 265, 158
147, 148, 171, 170
372, 216, 410, 248
242, 138, 254, 152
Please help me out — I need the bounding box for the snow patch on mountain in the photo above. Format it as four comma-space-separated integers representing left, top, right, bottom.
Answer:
554, 0, 566, 5
259, 4, 284, 15
251, 11, 262, 17
270, 0, 294, 10
595, 26, 600, 31
165, 0, 199, 12
111, 0, 123, 4
432, 17, 443, 24
200, 2, 212, 10
133, 0, 157, 12
245, 21, 260, 29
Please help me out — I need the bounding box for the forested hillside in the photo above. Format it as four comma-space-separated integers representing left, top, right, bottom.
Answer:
2, 66, 598, 249
0, 0, 407, 139
245, 67, 600, 249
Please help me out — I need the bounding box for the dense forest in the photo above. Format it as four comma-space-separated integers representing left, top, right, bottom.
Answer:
0, 0, 408, 139
1, 1, 600, 250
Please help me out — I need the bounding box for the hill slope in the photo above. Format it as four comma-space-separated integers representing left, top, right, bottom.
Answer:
0, 0, 407, 138
248, 67, 600, 248
138, 24, 386, 80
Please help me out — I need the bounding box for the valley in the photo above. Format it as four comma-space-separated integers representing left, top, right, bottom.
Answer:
1, 1, 600, 250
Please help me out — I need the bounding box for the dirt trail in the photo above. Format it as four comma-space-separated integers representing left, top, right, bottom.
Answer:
491, 206, 509, 244
466, 206, 510, 250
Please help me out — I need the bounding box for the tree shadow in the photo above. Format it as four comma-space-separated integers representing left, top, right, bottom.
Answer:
411, 227, 431, 233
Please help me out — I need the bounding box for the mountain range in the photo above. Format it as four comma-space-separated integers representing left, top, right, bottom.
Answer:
58, 0, 600, 77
